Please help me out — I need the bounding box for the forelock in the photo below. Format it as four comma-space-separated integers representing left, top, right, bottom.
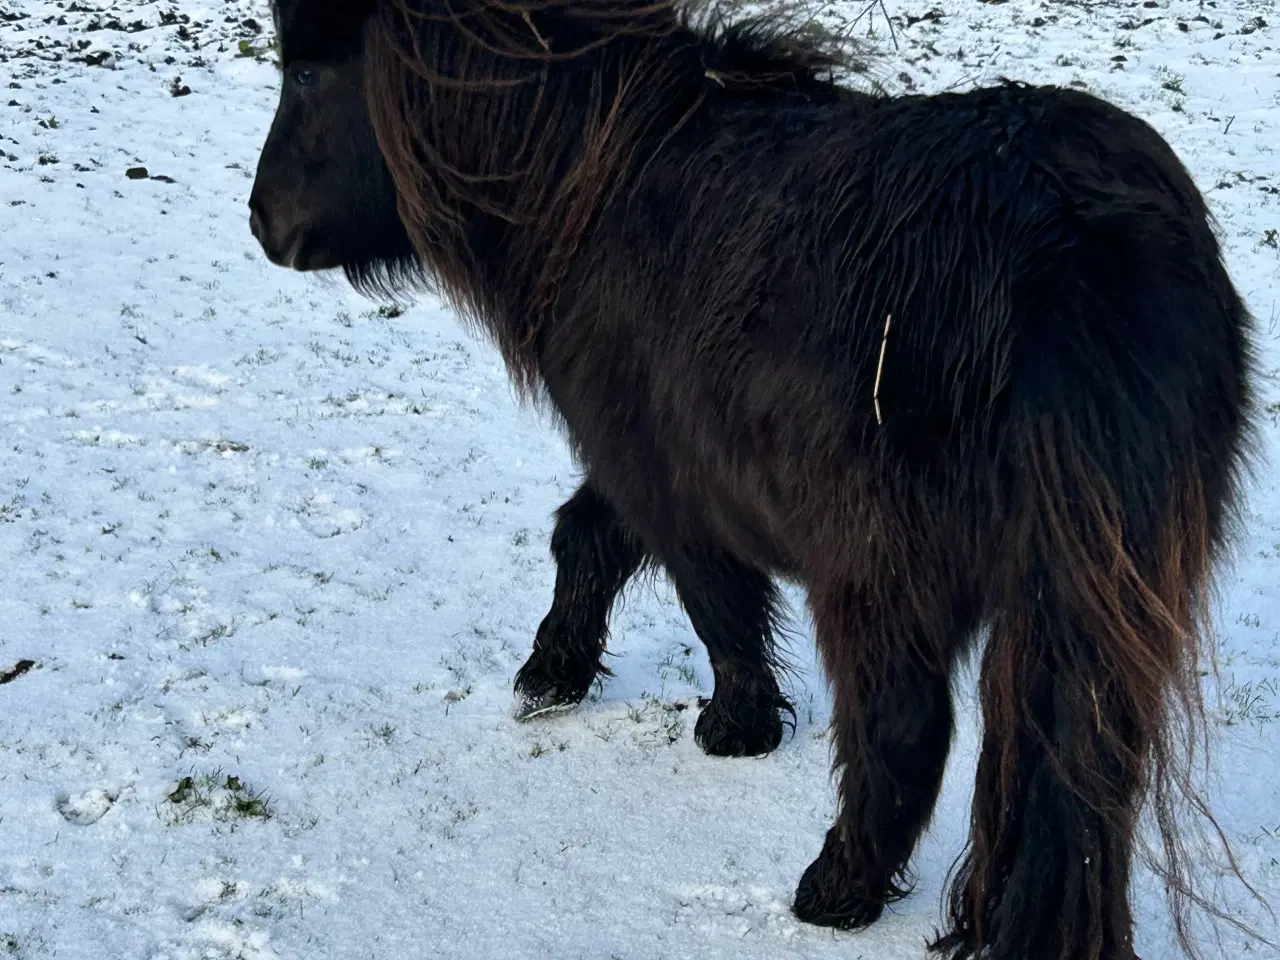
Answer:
271, 0, 373, 64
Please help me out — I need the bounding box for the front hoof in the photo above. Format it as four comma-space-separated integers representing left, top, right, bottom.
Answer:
512, 653, 598, 721
692, 676, 792, 757
792, 834, 888, 931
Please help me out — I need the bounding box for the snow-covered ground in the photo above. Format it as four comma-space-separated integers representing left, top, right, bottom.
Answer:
1, 1, 1277, 957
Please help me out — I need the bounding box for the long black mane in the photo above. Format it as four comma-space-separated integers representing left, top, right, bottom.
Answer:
360, 0, 879, 388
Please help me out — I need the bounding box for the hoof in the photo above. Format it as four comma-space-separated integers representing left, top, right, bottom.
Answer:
792, 830, 893, 931
513, 683, 588, 721
512, 650, 600, 721
693, 673, 793, 757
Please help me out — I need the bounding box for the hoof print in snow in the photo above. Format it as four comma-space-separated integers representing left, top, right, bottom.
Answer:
442, 688, 470, 712
56, 788, 116, 825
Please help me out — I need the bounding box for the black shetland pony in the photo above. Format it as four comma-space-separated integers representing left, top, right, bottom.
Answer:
247, 1, 1260, 957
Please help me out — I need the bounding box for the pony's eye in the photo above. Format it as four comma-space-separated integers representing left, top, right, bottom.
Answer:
291, 67, 317, 88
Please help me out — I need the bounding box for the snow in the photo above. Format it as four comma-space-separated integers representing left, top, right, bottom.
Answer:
1, 1, 1278, 958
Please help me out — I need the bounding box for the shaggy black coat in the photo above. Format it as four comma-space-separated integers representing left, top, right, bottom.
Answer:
249, 3, 1262, 958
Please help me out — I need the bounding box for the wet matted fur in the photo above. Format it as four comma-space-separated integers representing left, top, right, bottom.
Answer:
247, 1, 1267, 957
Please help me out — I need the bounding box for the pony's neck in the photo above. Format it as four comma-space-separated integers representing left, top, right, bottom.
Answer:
366, 0, 705, 381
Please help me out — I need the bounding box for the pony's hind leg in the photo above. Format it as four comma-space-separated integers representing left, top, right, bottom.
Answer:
794, 574, 976, 929
514, 481, 647, 719
661, 545, 794, 757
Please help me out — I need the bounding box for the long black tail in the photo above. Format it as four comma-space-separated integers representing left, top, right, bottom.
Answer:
940, 198, 1264, 959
